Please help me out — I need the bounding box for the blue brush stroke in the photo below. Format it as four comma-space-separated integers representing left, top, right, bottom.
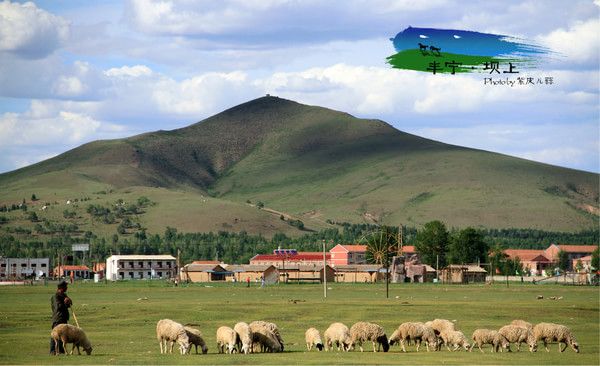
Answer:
390, 26, 550, 58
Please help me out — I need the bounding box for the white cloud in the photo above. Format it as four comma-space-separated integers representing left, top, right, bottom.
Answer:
104, 64, 153, 78
538, 18, 600, 66
0, 1, 70, 59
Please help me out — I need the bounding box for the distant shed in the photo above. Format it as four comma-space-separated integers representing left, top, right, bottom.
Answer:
440, 265, 487, 284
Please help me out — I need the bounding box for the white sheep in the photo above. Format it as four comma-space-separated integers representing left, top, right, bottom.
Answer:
425, 319, 456, 349
389, 322, 438, 352
498, 324, 536, 352
533, 322, 579, 353
349, 322, 390, 352
249, 321, 283, 353
156, 319, 190, 355
234, 322, 252, 354
323, 323, 351, 352
216, 326, 238, 354
50, 324, 93, 355
440, 329, 470, 351
469, 329, 509, 353
184, 326, 208, 354
510, 319, 533, 330
305, 327, 324, 351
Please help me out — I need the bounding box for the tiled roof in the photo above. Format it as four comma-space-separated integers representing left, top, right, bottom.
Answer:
55, 265, 90, 271
224, 264, 276, 272
251, 252, 331, 261
557, 245, 598, 253
331, 244, 367, 252
192, 260, 221, 265
504, 249, 550, 262
401, 245, 416, 253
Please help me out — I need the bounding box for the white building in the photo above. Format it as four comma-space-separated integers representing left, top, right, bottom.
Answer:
0, 257, 50, 279
105, 255, 177, 281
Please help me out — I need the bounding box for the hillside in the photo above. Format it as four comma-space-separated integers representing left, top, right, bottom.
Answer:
0, 96, 598, 236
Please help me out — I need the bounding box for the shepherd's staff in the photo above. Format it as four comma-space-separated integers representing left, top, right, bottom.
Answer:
71, 308, 80, 328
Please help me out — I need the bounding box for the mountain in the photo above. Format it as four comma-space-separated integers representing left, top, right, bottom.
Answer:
0, 96, 598, 235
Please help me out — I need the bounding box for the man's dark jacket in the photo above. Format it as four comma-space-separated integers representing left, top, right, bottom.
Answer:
50, 292, 69, 327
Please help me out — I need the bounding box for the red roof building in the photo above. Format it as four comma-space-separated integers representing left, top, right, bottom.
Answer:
401, 245, 416, 255
330, 244, 367, 266
545, 244, 598, 271
249, 252, 331, 267
53, 265, 91, 279
503, 249, 553, 275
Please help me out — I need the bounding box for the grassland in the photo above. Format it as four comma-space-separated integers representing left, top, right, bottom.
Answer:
0, 281, 597, 365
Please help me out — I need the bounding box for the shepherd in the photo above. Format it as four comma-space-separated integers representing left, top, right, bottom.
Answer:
49, 281, 72, 355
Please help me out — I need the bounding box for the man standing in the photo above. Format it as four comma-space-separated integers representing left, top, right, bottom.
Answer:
50, 281, 72, 355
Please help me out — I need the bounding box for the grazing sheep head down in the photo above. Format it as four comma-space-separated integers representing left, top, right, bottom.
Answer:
316, 343, 323, 351
570, 340, 580, 353
378, 335, 390, 352
83, 346, 93, 355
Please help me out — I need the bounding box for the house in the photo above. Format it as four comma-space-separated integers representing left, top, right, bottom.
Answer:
192, 260, 222, 265
440, 265, 487, 284
545, 244, 598, 270
224, 264, 279, 284
503, 249, 553, 275
180, 264, 231, 282
572, 255, 592, 272
53, 265, 91, 279
329, 244, 367, 266
249, 252, 331, 267
0, 257, 50, 279
280, 264, 335, 283
333, 264, 382, 283
105, 255, 176, 281
405, 263, 437, 283
400, 245, 416, 255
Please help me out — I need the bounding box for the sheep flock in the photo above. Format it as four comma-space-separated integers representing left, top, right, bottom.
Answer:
148, 318, 579, 357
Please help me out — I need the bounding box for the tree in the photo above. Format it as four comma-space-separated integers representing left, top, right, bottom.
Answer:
31, 194, 38, 201
489, 244, 507, 275
415, 221, 448, 268
557, 250, 570, 272
27, 211, 39, 222
591, 247, 599, 271
256, 201, 264, 209
448, 227, 488, 264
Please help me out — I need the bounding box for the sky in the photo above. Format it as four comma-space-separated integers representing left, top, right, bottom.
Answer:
0, 0, 598, 173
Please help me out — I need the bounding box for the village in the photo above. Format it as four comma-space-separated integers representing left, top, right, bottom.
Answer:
1, 243, 596, 286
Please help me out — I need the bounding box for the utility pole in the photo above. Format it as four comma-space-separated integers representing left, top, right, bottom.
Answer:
322, 240, 327, 299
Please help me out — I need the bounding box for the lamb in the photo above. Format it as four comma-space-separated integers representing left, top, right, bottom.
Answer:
425, 319, 456, 349
50, 324, 93, 355
216, 326, 238, 354
440, 329, 470, 351
469, 329, 509, 353
323, 322, 351, 352
533, 322, 579, 353
156, 319, 190, 355
349, 321, 390, 352
305, 327, 324, 351
249, 321, 283, 353
498, 324, 536, 352
234, 322, 252, 354
184, 326, 208, 354
510, 319, 533, 330
389, 322, 439, 352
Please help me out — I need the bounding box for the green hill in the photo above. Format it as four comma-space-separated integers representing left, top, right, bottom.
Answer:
0, 96, 597, 236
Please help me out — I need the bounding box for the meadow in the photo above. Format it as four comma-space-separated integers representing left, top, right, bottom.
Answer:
0, 281, 597, 365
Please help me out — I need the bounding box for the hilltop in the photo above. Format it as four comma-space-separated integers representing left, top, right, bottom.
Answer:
0, 96, 598, 237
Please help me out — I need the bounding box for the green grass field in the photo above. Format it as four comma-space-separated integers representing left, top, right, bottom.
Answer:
0, 281, 597, 365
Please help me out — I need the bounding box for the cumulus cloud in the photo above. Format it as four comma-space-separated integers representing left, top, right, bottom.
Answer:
538, 18, 600, 66
0, 1, 70, 59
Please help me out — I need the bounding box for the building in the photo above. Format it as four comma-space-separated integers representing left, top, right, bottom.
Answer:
333, 264, 382, 283
92, 262, 106, 279
503, 249, 553, 275
405, 263, 437, 283
224, 264, 279, 284
545, 244, 598, 270
249, 252, 331, 267
180, 264, 230, 282
53, 265, 91, 279
440, 265, 487, 284
572, 255, 592, 272
329, 244, 367, 266
0, 257, 50, 279
280, 264, 335, 283
105, 255, 176, 281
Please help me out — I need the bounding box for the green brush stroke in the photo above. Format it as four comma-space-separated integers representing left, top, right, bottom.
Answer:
386, 49, 535, 74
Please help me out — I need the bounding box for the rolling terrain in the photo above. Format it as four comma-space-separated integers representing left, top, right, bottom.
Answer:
0, 96, 597, 237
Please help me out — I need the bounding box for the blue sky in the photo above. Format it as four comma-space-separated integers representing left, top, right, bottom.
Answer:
0, 0, 598, 173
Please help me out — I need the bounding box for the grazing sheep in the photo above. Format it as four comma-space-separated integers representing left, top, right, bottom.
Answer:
216, 326, 238, 354
234, 322, 252, 354
469, 329, 509, 353
305, 328, 324, 351
50, 324, 93, 355
511, 320, 533, 330
156, 319, 190, 355
184, 326, 208, 354
249, 321, 283, 353
440, 329, 470, 351
349, 322, 390, 352
323, 323, 351, 352
389, 322, 439, 352
498, 324, 536, 352
533, 322, 579, 353
425, 319, 456, 349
